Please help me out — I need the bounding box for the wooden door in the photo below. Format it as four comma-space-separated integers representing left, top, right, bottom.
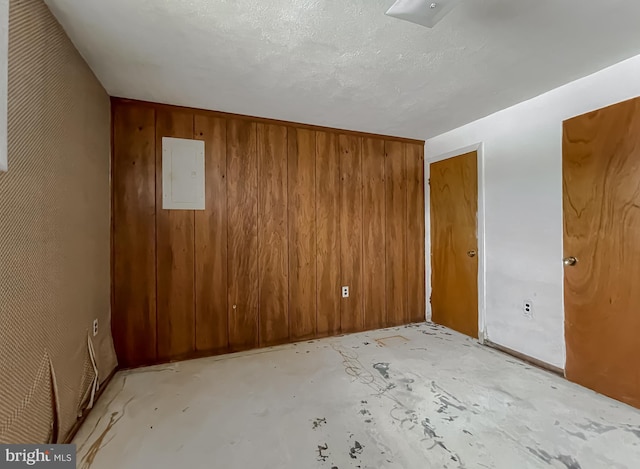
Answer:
563, 97, 640, 408
430, 151, 478, 338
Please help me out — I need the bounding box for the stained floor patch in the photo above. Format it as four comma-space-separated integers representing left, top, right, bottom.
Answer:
373, 363, 390, 379
375, 335, 409, 347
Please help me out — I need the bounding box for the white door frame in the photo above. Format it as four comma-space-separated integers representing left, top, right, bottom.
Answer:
424, 142, 487, 342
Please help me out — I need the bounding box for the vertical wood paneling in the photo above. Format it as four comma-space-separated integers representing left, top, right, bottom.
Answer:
385, 141, 407, 326
258, 123, 289, 346
339, 134, 364, 333
288, 127, 317, 340
156, 109, 196, 360
112, 104, 157, 367
315, 131, 341, 337
227, 119, 259, 351
112, 99, 427, 366
406, 143, 426, 323
194, 115, 228, 353
362, 138, 386, 330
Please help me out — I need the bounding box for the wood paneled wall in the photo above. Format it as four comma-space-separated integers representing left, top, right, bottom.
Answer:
112, 99, 426, 368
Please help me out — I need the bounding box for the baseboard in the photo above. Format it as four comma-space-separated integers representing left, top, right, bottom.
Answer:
62, 367, 118, 444
117, 322, 429, 370
483, 339, 564, 377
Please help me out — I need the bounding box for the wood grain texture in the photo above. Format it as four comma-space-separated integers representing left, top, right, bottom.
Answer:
315, 131, 341, 337
430, 151, 478, 338
288, 128, 317, 340
563, 97, 640, 409
362, 138, 386, 330
385, 141, 407, 327
227, 119, 259, 351
112, 104, 157, 367
156, 109, 196, 360
113, 98, 425, 146
340, 134, 364, 333
406, 143, 426, 323
111, 100, 428, 366
258, 123, 289, 346
194, 115, 228, 353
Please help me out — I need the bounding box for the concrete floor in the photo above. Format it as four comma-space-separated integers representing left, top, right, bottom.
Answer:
74, 322, 640, 469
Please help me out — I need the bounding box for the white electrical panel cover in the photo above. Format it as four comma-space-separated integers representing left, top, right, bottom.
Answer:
162, 137, 205, 210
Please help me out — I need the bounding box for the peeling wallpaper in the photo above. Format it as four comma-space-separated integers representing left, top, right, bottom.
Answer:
0, 0, 116, 443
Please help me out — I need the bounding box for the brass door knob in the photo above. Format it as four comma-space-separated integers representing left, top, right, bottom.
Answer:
563, 256, 578, 266
467, 250, 476, 258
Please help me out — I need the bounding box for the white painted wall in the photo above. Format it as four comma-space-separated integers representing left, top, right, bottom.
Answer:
425, 53, 640, 369
1, 0, 8, 171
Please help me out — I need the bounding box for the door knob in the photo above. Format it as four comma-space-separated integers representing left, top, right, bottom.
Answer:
467, 250, 476, 258
563, 256, 578, 266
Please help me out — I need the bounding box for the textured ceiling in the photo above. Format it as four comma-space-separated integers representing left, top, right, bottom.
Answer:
44, 0, 640, 140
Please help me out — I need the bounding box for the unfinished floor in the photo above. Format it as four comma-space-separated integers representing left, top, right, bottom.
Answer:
74, 323, 640, 469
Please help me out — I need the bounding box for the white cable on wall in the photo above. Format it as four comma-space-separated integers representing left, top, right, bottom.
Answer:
86, 333, 99, 410
47, 353, 62, 443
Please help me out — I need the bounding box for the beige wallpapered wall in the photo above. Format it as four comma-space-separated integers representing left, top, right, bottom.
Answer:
0, 0, 117, 443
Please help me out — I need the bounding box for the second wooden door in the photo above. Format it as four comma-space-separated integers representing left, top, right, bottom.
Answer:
563, 97, 640, 408
430, 151, 479, 338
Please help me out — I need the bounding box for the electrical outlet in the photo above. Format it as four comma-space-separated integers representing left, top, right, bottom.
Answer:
342, 286, 349, 298
523, 300, 533, 319
92, 319, 99, 336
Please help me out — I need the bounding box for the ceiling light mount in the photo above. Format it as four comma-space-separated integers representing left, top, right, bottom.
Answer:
386, 0, 462, 28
